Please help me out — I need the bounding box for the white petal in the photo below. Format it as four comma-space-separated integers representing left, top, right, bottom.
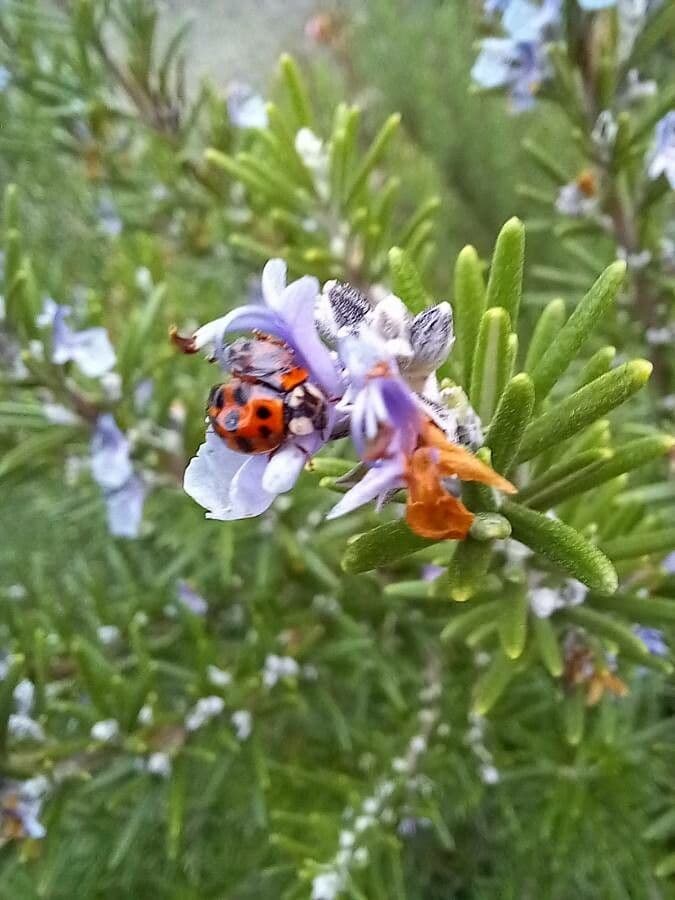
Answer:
192, 315, 233, 351
183, 431, 247, 518
261, 258, 288, 310
369, 293, 411, 344
228, 454, 277, 518
262, 443, 306, 494
70, 328, 117, 378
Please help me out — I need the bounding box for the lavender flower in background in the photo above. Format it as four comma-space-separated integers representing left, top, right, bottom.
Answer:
262, 654, 300, 688
472, 39, 549, 112
176, 581, 209, 616
8, 679, 45, 744
577, 0, 615, 8
647, 112, 675, 189
96, 196, 123, 238
634, 626, 668, 657
472, 0, 561, 112
226, 82, 268, 129
0, 777, 48, 844
0, 67, 11, 92
104, 476, 146, 539
530, 579, 587, 618
38, 299, 116, 378
556, 177, 599, 218
91, 415, 146, 538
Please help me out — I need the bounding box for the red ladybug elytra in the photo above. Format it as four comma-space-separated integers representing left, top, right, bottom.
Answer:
207, 335, 327, 454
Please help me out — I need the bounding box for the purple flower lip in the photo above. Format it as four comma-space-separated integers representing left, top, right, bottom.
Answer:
172, 260, 343, 402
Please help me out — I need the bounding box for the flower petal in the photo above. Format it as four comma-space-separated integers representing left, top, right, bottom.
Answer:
91, 415, 133, 491
183, 431, 248, 518
275, 275, 343, 397
326, 458, 405, 519
421, 425, 516, 494
262, 442, 307, 494
471, 39, 513, 89
105, 475, 146, 538
261, 258, 288, 308
67, 327, 117, 378
194, 307, 292, 355
229, 454, 277, 518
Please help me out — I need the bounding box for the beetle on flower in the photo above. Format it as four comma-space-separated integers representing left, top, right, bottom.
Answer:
174, 259, 514, 540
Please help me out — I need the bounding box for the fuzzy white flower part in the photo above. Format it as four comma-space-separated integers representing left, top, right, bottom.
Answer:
185, 696, 225, 732
90, 719, 120, 743
231, 710, 253, 741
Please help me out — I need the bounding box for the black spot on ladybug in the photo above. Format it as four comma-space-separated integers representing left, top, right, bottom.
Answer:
233, 385, 248, 406
256, 405, 272, 420
224, 410, 240, 432
258, 425, 272, 439
236, 436, 253, 453
208, 386, 225, 409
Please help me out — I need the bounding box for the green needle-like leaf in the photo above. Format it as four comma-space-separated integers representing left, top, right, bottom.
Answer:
517, 360, 652, 462
453, 245, 486, 388
470, 307, 511, 424
576, 346, 616, 389
441, 598, 501, 642
525, 436, 673, 510
485, 372, 535, 474
518, 448, 610, 502
498, 581, 529, 659
533, 616, 563, 676
388, 246, 430, 314
563, 689, 586, 746
530, 261, 626, 400
588, 592, 675, 625
342, 520, 440, 573
345, 112, 401, 205
279, 54, 313, 129
503, 500, 618, 593
472, 649, 517, 715
445, 538, 494, 602
524, 298, 566, 375
486, 217, 525, 326
600, 527, 675, 561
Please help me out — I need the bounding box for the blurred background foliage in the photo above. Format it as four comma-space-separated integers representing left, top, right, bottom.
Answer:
0, 1, 674, 898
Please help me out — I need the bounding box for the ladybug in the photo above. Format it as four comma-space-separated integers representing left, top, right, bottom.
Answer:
207, 335, 327, 454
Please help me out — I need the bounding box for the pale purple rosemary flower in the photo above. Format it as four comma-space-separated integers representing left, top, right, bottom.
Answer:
472, 0, 561, 112
633, 626, 668, 657
226, 82, 268, 129
326, 328, 423, 521
647, 112, 675, 190
183, 260, 342, 521
91, 415, 145, 538
176, 581, 209, 616
38, 299, 116, 378
0, 777, 48, 843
